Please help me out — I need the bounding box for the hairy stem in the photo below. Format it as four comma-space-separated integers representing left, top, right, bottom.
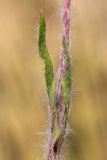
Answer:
38, 0, 71, 159
47, 0, 71, 158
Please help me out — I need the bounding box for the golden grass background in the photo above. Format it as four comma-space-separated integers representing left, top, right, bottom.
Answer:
0, 0, 107, 159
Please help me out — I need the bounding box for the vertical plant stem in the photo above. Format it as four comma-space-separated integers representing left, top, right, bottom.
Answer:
47, 0, 71, 159
38, 0, 71, 160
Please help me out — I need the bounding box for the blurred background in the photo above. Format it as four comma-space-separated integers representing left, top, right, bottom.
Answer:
0, 0, 107, 159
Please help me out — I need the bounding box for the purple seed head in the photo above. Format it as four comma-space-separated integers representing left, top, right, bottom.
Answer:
63, 0, 71, 47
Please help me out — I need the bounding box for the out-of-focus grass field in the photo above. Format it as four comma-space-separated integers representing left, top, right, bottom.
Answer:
0, 0, 107, 160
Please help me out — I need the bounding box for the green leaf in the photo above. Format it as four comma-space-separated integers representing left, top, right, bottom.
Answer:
38, 15, 54, 97
62, 40, 71, 106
